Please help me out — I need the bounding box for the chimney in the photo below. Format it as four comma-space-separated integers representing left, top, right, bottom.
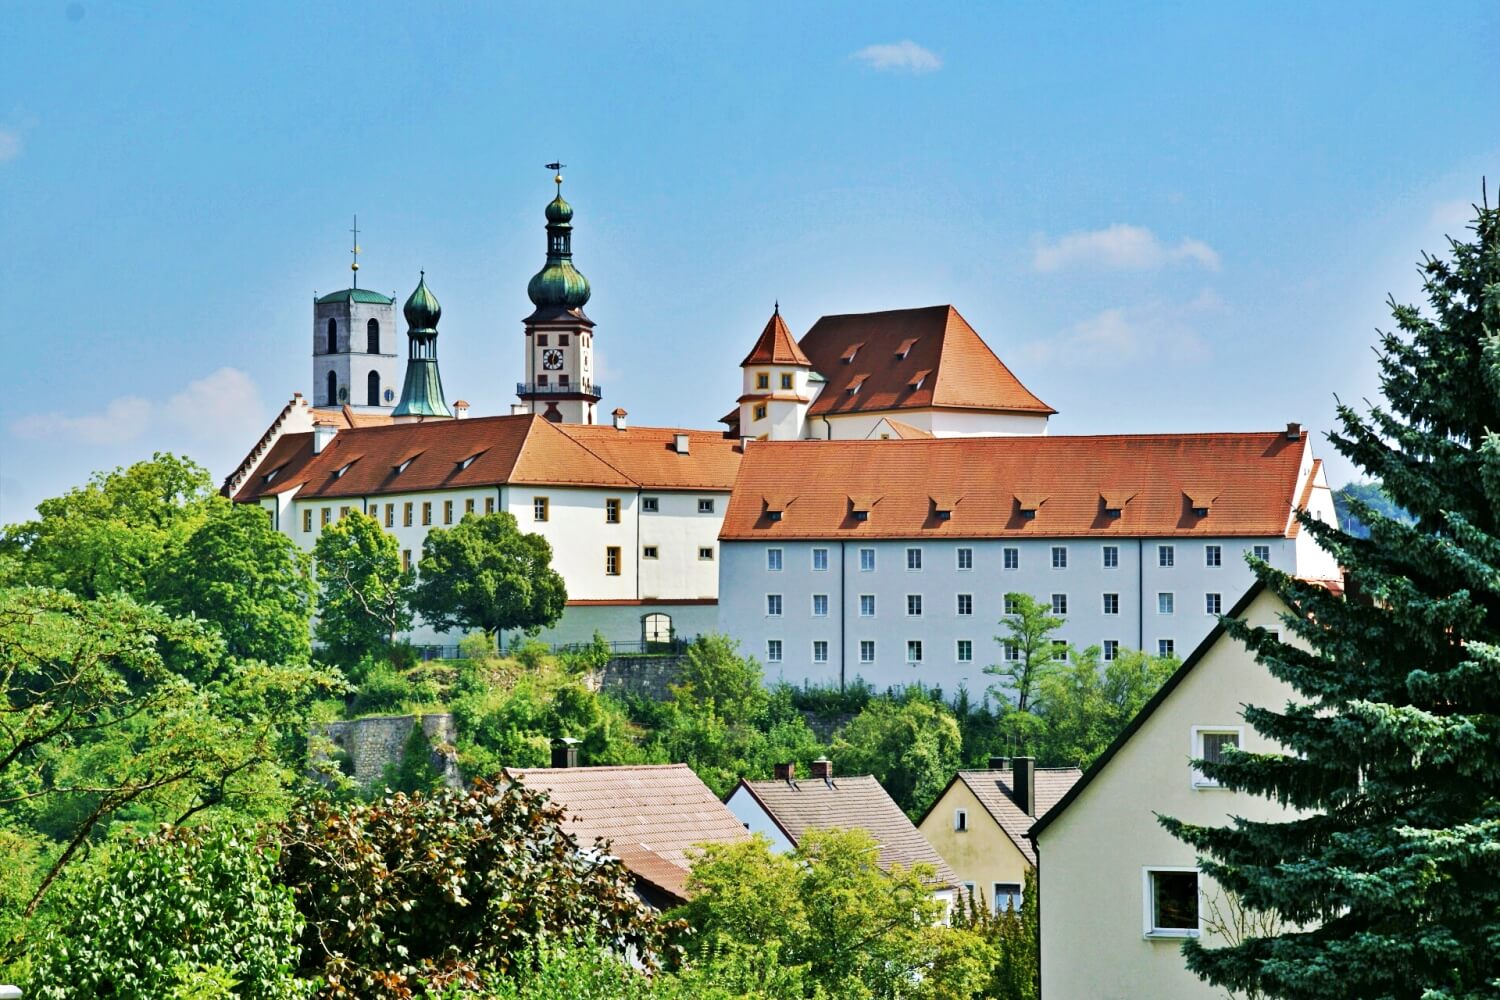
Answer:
550, 736, 580, 769
1012, 756, 1036, 816
510, 403, 528, 416
988, 755, 1009, 771
774, 762, 796, 782
312, 423, 337, 454
612, 407, 628, 431
809, 757, 833, 782
454, 400, 470, 419
673, 433, 691, 455
1286, 421, 1302, 440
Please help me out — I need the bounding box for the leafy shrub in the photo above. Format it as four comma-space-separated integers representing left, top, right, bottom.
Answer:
458, 632, 497, 662
512, 638, 551, 671
27, 825, 312, 1000
379, 717, 443, 794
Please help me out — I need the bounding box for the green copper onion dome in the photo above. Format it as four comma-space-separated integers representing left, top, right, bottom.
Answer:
403, 272, 441, 333
528, 175, 591, 312
545, 194, 573, 224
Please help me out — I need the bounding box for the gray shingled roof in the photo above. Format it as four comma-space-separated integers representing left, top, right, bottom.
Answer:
957, 767, 1081, 865
739, 774, 959, 888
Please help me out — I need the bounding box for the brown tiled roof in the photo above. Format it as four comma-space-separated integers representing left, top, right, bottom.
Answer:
799, 305, 1054, 418
877, 419, 933, 440
720, 431, 1311, 540
737, 774, 959, 888
741, 310, 811, 367
954, 768, 1081, 865
233, 415, 741, 503
506, 764, 750, 901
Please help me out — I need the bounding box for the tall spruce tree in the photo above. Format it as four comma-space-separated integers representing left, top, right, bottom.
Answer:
1162, 195, 1500, 998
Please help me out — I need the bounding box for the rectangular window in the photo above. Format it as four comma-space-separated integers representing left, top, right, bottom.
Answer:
1103, 639, 1119, 661
1205, 544, 1222, 567
957, 593, 973, 616
957, 547, 973, 570
907, 594, 923, 617
536, 333, 549, 346
780, 372, 794, 390
859, 594, 876, 617
957, 639, 973, 662
338, 505, 351, 520
1159, 544, 1175, 567
1003, 547, 1019, 570
766, 639, 782, 662
699, 546, 714, 560
813, 640, 829, 663
642, 497, 659, 513
756, 372, 770, 389
465, 498, 475, 515
1158, 638, 1176, 657
1103, 593, 1119, 615
605, 546, 621, 576
1103, 545, 1119, 568
812, 594, 829, 617
994, 882, 1023, 914
1158, 592, 1175, 615
698, 498, 715, 514
401, 549, 412, 571
753, 403, 767, 421
321, 507, 331, 526
1051, 639, 1069, 661
1051, 545, 1068, 568
766, 594, 782, 617
485, 497, 495, 514
302, 509, 312, 532
812, 548, 829, 571
907, 640, 923, 663
605, 498, 621, 524
860, 548, 876, 572
1004, 595, 1020, 615
534, 497, 549, 522
1193, 727, 1242, 788
1205, 592, 1222, 615
954, 808, 968, 832
1051, 593, 1068, 615
1004, 642, 1020, 662
767, 548, 783, 571
422, 502, 433, 526
559, 334, 569, 347
444, 500, 454, 524
384, 504, 395, 528
860, 640, 875, 663
1145, 869, 1200, 936
906, 547, 922, 570
642, 545, 658, 559
403, 502, 413, 527
1253, 544, 1271, 562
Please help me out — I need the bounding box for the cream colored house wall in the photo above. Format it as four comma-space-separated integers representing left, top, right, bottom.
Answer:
820, 407, 1049, 440
918, 780, 1032, 907
1036, 587, 1302, 1000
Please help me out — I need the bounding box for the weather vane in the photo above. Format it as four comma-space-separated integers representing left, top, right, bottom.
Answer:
545, 161, 566, 191
349, 215, 361, 287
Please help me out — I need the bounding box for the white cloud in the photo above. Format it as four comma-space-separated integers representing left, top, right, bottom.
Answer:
0, 129, 21, 163
1019, 290, 1225, 367
9, 367, 263, 447
851, 40, 942, 74
1032, 224, 1220, 273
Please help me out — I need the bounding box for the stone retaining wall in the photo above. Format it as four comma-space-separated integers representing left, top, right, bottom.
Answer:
598, 654, 688, 701
312, 713, 462, 789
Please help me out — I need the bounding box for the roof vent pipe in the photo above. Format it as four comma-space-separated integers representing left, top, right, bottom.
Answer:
312, 424, 337, 454
1013, 756, 1036, 816
454, 400, 470, 419
550, 736, 580, 769
612, 408, 628, 431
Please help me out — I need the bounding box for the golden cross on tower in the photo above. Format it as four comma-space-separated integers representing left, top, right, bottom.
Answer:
349, 215, 361, 287
545, 161, 566, 192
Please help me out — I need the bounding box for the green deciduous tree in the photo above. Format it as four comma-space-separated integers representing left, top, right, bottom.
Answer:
950, 869, 1039, 1000
985, 593, 1064, 713
312, 509, 414, 667
832, 696, 962, 817
1162, 197, 1500, 998
1032, 646, 1177, 767
670, 634, 767, 721
412, 512, 567, 646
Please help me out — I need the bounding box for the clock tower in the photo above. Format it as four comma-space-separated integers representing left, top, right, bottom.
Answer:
518, 166, 600, 424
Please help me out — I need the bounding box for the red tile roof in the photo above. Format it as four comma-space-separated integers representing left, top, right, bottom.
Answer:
799, 305, 1054, 418
740, 310, 811, 367
952, 768, 1081, 865
722, 431, 1312, 540
556, 424, 745, 491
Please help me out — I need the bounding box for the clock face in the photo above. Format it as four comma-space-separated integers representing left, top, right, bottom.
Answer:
542, 348, 564, 371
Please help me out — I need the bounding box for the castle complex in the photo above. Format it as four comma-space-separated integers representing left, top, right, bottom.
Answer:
226, 172, 1338, 689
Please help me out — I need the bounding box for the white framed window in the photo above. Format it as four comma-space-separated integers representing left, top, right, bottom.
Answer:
534, 496, 549, 522
1103, 545, 1119, 568
643, 545, 659, 559
1051, 545, 1068, 569
1003, 547, 1019, 570
1192, 726, 1243, 788
906, 547, 923, 570
954, 808, 968, 832
860, 548, 876, 572
957, 593, 973, 616
813, 640, 829, 663
1051, 639, 1069, 661
957, 547, 973, 570
1159, 544, 1175, 567
642, 496, 659, 513
1004, 642, 1020, 662
699, 546, 715, 560
1103, 639, 1119, 661
860, 640, 875, 663
1253, 544, 1271, 562
906, 640, 923, 663
1205, 592, 1222, 615
957, 639, 973, 662
1103, 593, 1119, 615
812, 547, 829, 571
1158, 638, 1176, 657
766, 594, 782, 617
1205, 544, 1222, 567
1143, 868, 1200, 938
698, 498, 715, 514
766, 639, 782, 663
907, 594, 923, 617
1051, 593, 1068, 615
1158, 592, 1175, 615
993, 882, 1023, 914
1004, 595, 1020, 615
859, 594, 876, 617
767, 548, 783, 571
812, 594, 829, 617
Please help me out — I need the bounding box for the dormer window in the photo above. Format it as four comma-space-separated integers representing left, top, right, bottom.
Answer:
457, 451, 485, 471
334, 461, 355, 479
894, 337, 918, 360
763, 495, 795, 523
1101, 490, 1136, 520
848, 494, 879, 522
1185, 489, 1218, 518
908, 369, 931, 390
841, 342, 864, 364
1015, 492, 1048, 520
852, 510, 869, 522
767, 510, 782, 522
848, 373, 869, 395
931, 495, 959, 521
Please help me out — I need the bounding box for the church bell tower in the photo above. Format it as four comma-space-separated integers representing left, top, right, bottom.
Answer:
312, 218, 398, 411
518, 165, 600, 424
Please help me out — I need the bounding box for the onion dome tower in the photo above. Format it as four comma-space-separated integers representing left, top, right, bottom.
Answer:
518, 164, 602, 425
392, 272, 452, 420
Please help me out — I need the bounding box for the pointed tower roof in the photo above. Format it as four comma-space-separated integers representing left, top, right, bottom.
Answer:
740, 306, 811, 367
394, 273, 452, 419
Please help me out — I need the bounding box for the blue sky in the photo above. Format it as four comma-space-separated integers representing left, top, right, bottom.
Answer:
1, 2, 1496, 519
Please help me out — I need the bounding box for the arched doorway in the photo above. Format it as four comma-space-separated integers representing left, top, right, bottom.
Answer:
642, 612, 673, 648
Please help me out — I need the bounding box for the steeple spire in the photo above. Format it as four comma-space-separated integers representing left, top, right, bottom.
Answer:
527, 163, 591, 318
393, 272, 451, 419
349, 215, 360, 288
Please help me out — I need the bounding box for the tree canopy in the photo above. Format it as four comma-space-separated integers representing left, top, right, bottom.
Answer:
312, 509, 414, 667
412, 512, 567, 643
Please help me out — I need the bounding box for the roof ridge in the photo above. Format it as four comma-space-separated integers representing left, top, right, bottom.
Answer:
740, 429, 1305, 445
